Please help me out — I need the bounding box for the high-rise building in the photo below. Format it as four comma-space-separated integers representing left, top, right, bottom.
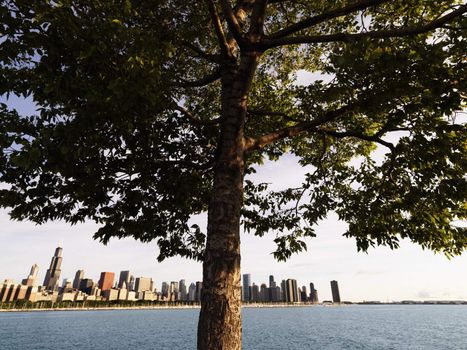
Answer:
250, 283, 260, 302
285, 279, 298, 302
331, 280, 341, 303
128, 275, 135, 291
188, 282, 196, 301
135, 277, 152, 293
179, 279, 187, 301
22, 264, 39, 286
72, 270, 84, 289
195, 281, 202, 302
260, 283, 268, 302
79, 278, 94, 295
269, 275, 276, 288
43, 247, 63, 291
300, 286, 308, 302
309, 282, 318, 303
118, 271, 131, 289
242, 274, 251, 302
98, 272, 115, 292
161, 282, 169, 297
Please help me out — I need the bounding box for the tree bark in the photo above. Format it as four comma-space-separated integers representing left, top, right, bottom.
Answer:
197, 54, 259, 350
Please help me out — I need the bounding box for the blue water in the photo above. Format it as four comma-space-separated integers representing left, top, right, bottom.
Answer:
0, 305, 466, 349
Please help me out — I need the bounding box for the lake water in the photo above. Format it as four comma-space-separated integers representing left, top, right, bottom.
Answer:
0, 305, 466, 349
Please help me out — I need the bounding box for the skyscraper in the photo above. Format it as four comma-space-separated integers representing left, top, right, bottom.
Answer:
195, 281, 203, 302
285, 279, 298, 302
73, 270, 84, 289
22, 264, 39, 286
188, 282, 196, 301
309, 282, 318, 303
43, 247, 63, 291
179, 279, 187, 301
98, 272, 115, 292
269, 275, 276, 288
242, 274, 251, 302
118, 270, 131, 289
161, 282, 169, 297
128, 275, 135, 291
331, 280, 341, 303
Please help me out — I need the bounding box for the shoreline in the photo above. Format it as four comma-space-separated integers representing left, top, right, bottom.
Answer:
1, 302, 465, 313
0, 303, 324, 313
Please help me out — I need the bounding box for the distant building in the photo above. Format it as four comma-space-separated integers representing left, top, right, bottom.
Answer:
22, 264, 39, 287
260, 284, 268, 302
195, 281, 202, 302
309, 283, 318, 303
43, 247, 63, 291
128, 275, 135, 291
269, 275, 276, 288
179, 279, 187, 301
188, 282, 196, 301
135, 277, 153, 293
284, 279, 298, 302
161, 282, 169, 297
242, 274, 251, 301
330, 280, 341, 303
102, 288, 119, 301
250, 283, 260, 302
79, 278, 94, 295
268, 286, 281, 302
72, 270, 84, 290
118, 271, 131, 289
300, 286, 308, 302
169, 281, 179, 299
98, 272, 115, 292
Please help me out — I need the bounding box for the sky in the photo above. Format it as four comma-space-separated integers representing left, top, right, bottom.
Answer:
1, 77, 466, 303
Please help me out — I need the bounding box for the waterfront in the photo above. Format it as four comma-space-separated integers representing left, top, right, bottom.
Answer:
0, 305, 466, 349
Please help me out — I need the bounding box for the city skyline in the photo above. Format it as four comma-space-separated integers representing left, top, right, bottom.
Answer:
1, 245, 334, 304
1, 237, 466, 302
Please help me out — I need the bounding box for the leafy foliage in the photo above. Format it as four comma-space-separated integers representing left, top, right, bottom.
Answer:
1, 0, 466, 261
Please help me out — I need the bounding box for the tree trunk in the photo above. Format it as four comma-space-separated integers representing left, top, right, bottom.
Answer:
197, 54, 259, 350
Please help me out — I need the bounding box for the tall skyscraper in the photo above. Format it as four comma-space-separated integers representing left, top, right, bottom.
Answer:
242, 274, 251, 301
285, 279, 298, 302
118, 270, 131, 289
331, 280, 341, 303
179, 279, 187, 301
188, 282, 196, 301
300, 286, 308, 302
309, 282, 318, 303
22, 264, 39, 286
128, 275, 135, 291
43, 247, 63, 291
98, 272, 115, 291
73, 270, 84, 289
195, 281, 203, 302
269, 275, 276, 288
161, 282, 169, 297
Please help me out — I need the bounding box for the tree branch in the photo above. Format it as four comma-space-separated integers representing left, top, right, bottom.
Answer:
219, 0, 246, 46
180, 41, 221, 63
174, 105, 222, 126
248, 0, 268, 40
319, 129, 395, 150
173, 68, 222, 88
270, 0, 391, 40
244, 105, 352, 152
248, 109, 303, 122
260, 4, 467, 49
205, 0, 231, 56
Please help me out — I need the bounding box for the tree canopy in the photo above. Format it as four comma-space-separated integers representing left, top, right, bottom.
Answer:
1, 0, 466, 260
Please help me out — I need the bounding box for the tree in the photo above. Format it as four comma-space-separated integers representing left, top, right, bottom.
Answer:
1, 0, 466, 348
